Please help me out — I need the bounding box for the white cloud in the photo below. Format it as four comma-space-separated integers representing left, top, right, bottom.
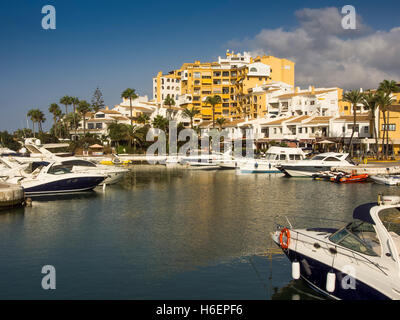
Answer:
229, 7, 400, 90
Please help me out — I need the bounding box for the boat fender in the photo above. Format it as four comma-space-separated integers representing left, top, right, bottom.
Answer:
255, 162, 258, 168
279, 228, 290, 249
292, 261, 300, 280
326, 271, 336, 293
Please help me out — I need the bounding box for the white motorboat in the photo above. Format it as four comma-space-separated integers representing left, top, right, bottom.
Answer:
272, 195, 400, 300
278, 152, 355, 177
13, 139, 129, 185
180, 150, 231, 170
239, 147, 306, 173
54, 158, 129, 185
370, 175, 400, 186
4, 161, 106, 197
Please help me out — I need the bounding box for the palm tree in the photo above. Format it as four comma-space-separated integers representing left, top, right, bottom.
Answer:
121, 88, 138, 127
205, 95, 222, 129
378, 80, 400, 158
107, 122, 127, 149
49, 103, 61, 138
361, 93, 379, 158
27, 109, 37, 137
152, 115, 169, 131
375, 91, 396, 159
215, 117, 226, 131
137, 113, 150, 125
76, 100, 92, 136
163, 94, 175, 120
33, 109, 46, 133
342, 90, 364, 157
70, 97, 80, 130
60, 96, 72, 116
125, 125, 145, 152
182, 106, 201, 128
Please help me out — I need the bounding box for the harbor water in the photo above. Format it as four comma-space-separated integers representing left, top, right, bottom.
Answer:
0, 165, 395, 300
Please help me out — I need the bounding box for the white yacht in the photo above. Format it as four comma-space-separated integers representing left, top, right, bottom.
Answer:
15, 139, 129, 185
272, 195, 400, 300
4, 161, 106, 197
278, 152, 355, 177
238, 147, 306, 173
180, 150, 232, 170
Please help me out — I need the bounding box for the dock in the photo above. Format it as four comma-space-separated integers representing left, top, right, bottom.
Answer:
0, 183, 25, 209
332, 164, 400, 175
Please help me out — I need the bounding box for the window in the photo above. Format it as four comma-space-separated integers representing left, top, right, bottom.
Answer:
324, 157, 340, 162
280, 154, 286, 160
95, 113, 105, 118
329, 220, 381, 256
95, 123, 102, 129
250, 67, 257, 72
364, 126, 369, 134
382, 124, 396, 131
88, 123, 94, 129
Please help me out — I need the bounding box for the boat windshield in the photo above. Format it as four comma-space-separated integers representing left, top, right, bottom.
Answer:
47, 165, 72, 175
329, 220, 381, 256
61, 160, 97, 167
378, 208, 400, 254
311, 155, 326, 161
265, 153, 278, 160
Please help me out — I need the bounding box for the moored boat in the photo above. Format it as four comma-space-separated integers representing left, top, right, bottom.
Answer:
272, 195, 400, 299
370, 175, 400, 186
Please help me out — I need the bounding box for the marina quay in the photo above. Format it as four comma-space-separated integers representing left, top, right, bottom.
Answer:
2, 1, 400, 307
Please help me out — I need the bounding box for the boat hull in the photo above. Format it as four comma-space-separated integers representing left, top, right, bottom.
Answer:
23, 176, 105, 197
282, 248, 390, 300
279, 166, 333, 177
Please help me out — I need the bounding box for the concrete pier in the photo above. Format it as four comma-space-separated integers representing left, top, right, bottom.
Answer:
333, 165, 400, 176
0, 183, 25, 209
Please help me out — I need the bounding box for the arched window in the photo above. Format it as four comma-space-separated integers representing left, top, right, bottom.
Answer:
250, 67, 257, 72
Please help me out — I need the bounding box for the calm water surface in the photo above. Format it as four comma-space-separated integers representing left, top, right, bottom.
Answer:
0, 166, 395, 299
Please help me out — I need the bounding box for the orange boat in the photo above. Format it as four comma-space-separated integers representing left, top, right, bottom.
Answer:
330, 173, 369, 183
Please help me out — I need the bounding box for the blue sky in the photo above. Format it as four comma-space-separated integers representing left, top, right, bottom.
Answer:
1, 0, 400, 131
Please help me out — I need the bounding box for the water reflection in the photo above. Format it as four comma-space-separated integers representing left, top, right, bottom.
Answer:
0, 165, 394, 299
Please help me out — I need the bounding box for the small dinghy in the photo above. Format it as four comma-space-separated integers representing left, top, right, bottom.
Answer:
330, 172, 369, 183
370, 175, 400, 186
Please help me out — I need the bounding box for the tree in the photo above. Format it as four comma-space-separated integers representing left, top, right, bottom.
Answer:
91, 87, 105, 112
60, 96, 72, 117
107, 122, 128, 148
49, 103, 61, 138
35, 110, 46, 133
205, 95, 222, 129
182, 106, 201, 128
152, 115, 169, 131
27, 109, 37, 137
121, 88, 138, 127
361, 92, 379, 158
342, 90, 364, 157
378, 80, 399, 158
70, 97, 80, 130
0, 131, 21, 151
137, 113, 150, 125
14, 128, 33, 139
76, 100, 92, 136
375, 90, 395, 159
215, 117, 226, 131
163, 94, 175, 120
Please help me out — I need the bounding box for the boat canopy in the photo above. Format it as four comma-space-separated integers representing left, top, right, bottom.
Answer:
353, 203, 377, 225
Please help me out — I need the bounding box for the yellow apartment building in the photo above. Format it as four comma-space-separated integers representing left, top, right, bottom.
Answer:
153, 51, 295, 121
